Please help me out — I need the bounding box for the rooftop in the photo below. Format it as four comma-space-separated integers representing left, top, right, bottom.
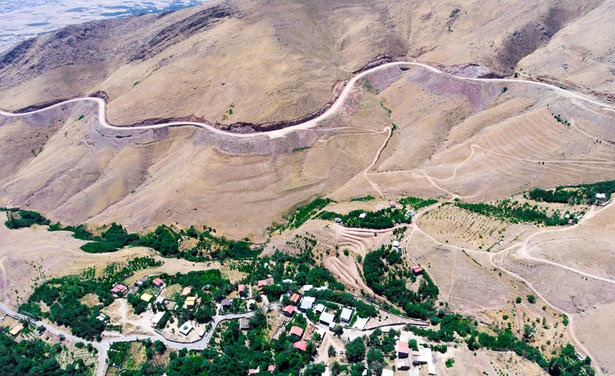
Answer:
290, 325, 304, 337
293, 341, 307, 351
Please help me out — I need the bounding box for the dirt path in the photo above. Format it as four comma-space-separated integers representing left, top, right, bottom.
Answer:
2, 61, 613, 140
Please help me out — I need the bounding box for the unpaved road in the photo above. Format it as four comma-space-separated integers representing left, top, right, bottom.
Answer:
1, 61, 613, 140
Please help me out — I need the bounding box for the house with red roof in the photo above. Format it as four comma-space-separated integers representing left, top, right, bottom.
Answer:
152, 277, 165, 288
248, 368, 259, 374
111, 284, 127, 295
282, 305, 295, 317
289, 325, 303, 338
267, 365, 275, 372
411, 265, 423, 275
293, 341, 308, 352
397, 341, 409, 358
238, 284, 246, 296
290, 293, 300, 305
257, 278, 274, 291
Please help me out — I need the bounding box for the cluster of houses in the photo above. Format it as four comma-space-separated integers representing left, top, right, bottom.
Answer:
379, 340, 435, 376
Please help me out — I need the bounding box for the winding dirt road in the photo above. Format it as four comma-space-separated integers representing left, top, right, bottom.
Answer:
1, 61, 613, 140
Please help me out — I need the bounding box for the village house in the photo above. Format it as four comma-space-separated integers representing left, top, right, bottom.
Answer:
411, 265, 423, 275
340, 308, 353, 323
397, 341, 409, 358
293, 340, 308, 352
290, 293, 300, 305
135, 276, 148, 287
282, 305, 295, 317
248, 368, 259, 375
184, 296, 198, 309
389, 201, 397, 208
141, 293, 154, 303
221, 298, 232, 310
9, 324, 24, 337
181, 286, 192, 297
299, 296, 316, 311
290, 325, 303, 338
111, 284, 127, 296
396, 359, 410, 370
319, 311, 335, 327
240, 318, 251, 330
381, 369, 395, 376
313, 304, 325, 314
152, 277, 165, 288
257, 278, 274, 292
151, 311, 165, 327
238, 284, 246, 296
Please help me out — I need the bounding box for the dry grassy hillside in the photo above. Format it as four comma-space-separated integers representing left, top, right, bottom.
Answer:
0, 0, 614, 239
0, 0, 610, 126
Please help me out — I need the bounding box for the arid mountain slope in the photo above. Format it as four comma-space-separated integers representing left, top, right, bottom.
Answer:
0, 0, 614, 239
0, 0, 610, 126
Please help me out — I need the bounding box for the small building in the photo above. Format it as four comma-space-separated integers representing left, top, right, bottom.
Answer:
141, 293, 154, 303
397, 341, 409, 358
396, 359, 410, 370
152, 278, 165, 288
381, 369, 395, 376
9, 324, 24, 337
155, 296, 165, 305
181, 286, 192, 296
111, 284, 127, 295
238, 284, 245, 295
258, 278, 274, 291
96, 313, 110, 323
392, 240, 400, 248
248, 369, 260, 375
290, 325, 304, 338
319, 311, 335, 326
293, 341, 308, 352
290, 293, 301, 305
411, 265, 423, 275
596, 193, 607, 200
267, 365, 275, 372
299, 296, 316, 311
221, 298, 232, 310
135, 276, 148, 286
405, 210, 413, 219
389, 201, 397, 208
340, 308, 353, 323
282, 279, 294, 284
151, 311, 165, 326
282, 305, 295, 317
240, 318, 251, 330
185, 296, 198, 308
179, 322, 193, 336
359, 212, 367, 219
314, 304, 325, 314
301, 285, 314, 293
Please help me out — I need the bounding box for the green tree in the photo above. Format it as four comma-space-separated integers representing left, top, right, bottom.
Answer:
345, 337, 366, 363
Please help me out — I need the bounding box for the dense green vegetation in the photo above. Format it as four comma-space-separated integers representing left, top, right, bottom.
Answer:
20, 257, 161, 340
363, 245, 439, 320
320, 207, 411, 229
455, 200, 571, 226
0, 330, 90, 375
528, 180, 615, 205
283, 198, 333, 230
350, 195, 375, 202
399, 196, 438, 211
4, 210, 50, 229
405, 312, 594, 376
